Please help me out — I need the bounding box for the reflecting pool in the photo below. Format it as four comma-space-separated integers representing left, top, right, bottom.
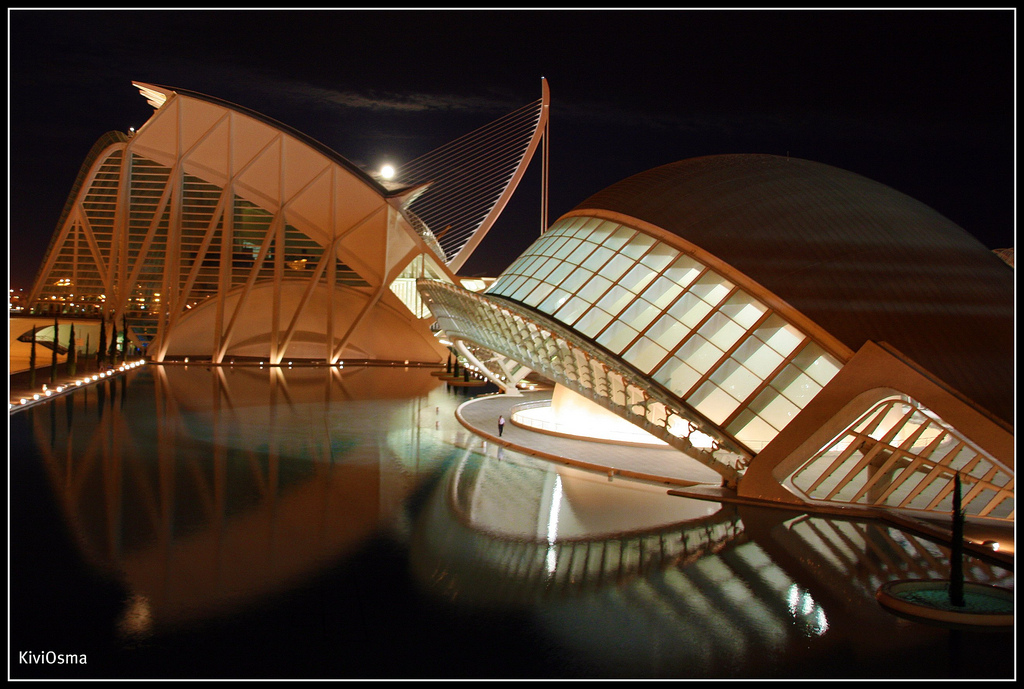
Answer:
8, 365, 1015, 679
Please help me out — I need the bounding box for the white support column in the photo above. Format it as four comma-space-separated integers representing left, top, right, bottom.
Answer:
276, 245, 333, 360
110, 140, 132, 324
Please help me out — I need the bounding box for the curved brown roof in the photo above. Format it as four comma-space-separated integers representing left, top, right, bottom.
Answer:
574, 154, 1014, 426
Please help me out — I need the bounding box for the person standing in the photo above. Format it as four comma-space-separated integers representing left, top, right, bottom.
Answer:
498, 415, 505, 437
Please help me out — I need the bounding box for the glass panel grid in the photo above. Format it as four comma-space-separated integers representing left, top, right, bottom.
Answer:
689, 272, 734, 306
690, 381, 742, 424
522, 281, 556, 308
573, 216, 605, 239
537, 288, 572, 315
619, 233, 656, 259
624, 337, 669, 373
600, 253, 636, 283
510, 277, 541, 302
637, 242, 678, 274
667, 292, 713, 329
552, 237, 583, 260
596, 320, 639, 354
595, 284, 635, 316
619, 263, 657, 295
581, 245, 614, 272
600, 225, 637, 252
618, 297, 661, 334
698, 311, 747, 351
653, 356, 702, 398
720, 292, 768, 328
575, 307, 614, 338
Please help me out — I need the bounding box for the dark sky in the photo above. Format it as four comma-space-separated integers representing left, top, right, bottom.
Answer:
7, 9, 1015, 289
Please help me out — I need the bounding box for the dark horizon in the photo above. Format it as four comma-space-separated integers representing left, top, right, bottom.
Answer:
7, 9, 1015, 291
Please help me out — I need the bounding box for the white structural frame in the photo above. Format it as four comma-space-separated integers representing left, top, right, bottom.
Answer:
28, 82, 556, 365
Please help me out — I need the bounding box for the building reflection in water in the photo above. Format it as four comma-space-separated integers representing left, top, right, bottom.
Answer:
409, 444, 1013, 677
24, 365, 1013, 677
30, 365, 468, 636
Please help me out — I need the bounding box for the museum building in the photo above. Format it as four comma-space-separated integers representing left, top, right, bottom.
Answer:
24, 81, 548, 366
23, 83, 1013, 525
419, 154, 1014, 522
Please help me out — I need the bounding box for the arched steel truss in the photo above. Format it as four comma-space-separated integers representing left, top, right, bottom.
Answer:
419, 279, 751, 487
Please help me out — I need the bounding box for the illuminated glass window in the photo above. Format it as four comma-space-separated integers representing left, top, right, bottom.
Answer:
667, 292, 714, 329
554, 295, 590, 324
619, 263, 657, 295
596, 320, 639, 352
624, 337, 669, 372
620, 232, 657, 260
618, 297, 661, 334
596, 284, 635, 317
552, 237, 581, 260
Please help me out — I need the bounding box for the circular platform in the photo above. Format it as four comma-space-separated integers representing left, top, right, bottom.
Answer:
876, 579, 1013, 628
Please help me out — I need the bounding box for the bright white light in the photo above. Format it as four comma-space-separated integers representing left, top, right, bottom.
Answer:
380, 164, 395, 180
787, 583, 829, 637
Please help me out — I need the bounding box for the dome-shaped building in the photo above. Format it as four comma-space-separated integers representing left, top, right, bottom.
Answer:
574, 155, 1014, 426
421, 154, 1013, 525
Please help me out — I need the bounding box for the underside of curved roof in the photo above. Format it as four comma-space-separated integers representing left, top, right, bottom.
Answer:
136, 82, 391, 194
574, 154, 1014, 426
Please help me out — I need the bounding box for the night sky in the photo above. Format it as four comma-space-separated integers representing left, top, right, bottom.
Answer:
7, 9, 1015, 290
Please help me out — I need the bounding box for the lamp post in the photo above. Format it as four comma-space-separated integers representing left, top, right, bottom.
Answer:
949, 472, 965, 607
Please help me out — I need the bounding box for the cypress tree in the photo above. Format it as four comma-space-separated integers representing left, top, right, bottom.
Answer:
84, 333, 91, 372
109, 320, 119, 361
29, 326, 37, 389
97, 313, 107, 368
122, 313, 129, 362
51, 316, 59, 383
68, 322, 77, 377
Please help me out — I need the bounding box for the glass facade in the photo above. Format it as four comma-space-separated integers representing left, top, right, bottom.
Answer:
487, 215, 843, 451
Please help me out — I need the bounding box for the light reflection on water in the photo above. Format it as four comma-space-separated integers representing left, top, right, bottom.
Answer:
9, 366, 1014, 679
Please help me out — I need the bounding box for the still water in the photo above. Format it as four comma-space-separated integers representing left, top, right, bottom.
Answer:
8, 365, 1014, 679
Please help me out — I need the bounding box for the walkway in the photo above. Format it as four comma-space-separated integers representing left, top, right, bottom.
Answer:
9, 361, 141, 412
455, 390, 1015, 562
456, 389, 724, 489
